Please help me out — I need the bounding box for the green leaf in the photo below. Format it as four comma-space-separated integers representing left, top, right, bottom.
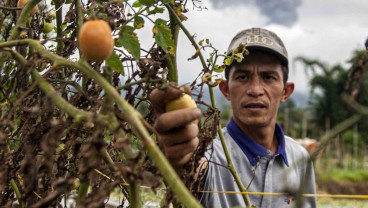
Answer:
132, 1, 142, 7
106, 51, 124, 75
233, 53, 244, 63
139, 0, 156, 6
134, 16, 145, 29
224, 57, 233, 66
162, 0, 173, 4
120, 26, 141, 60
147, 7, 164, 15
198, 39, 204, 46
213, 65, 226, 73
97, 13, 108, 20
154, 18, 174, 54
115, 37, 123, 47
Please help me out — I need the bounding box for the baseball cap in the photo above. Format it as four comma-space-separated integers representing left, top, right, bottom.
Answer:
226, 28, 288, 66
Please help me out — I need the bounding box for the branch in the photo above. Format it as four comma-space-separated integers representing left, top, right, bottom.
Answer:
210, 88, 251, 208
0, 5, 23, 11
166, 3, 180, 83
341, 93, 368, 116
310, 113, 363, 161
55, 0, 64, 54
10, 179, 23, 208
165, 3, 251, 206
9, 0, 41, 40
164, 3, 207, 70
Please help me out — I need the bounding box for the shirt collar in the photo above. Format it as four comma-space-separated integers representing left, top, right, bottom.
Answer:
226, 118, 289, 166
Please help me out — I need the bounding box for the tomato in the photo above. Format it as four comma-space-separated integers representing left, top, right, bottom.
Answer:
17, 0, 38, 16
78, 19, 114, 62
43, 21, 54, 33
165, 94, 197, 112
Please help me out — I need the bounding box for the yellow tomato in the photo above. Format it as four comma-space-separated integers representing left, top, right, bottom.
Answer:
165, 94, 197, 112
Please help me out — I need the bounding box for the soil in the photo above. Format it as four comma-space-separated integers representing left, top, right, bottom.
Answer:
317, 180, 368, 195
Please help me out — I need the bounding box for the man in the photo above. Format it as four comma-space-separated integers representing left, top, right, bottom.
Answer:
150, 28, 316, 208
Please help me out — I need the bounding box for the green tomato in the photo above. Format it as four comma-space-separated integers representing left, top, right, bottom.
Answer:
46, 11, 56, 20
43, 21, 54, 33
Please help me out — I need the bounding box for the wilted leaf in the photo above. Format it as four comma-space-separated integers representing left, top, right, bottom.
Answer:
188, 49, 199, 60
134, 16, 145, 29
213, 65, 226, 73
154, 18, 174, 54
175, 5, 182, 16
120, 26, 140, 60
106, 51, 124, 75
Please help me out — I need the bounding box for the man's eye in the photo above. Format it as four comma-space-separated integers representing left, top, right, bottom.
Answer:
237, 75, 248, 80
263, 75, 275, 80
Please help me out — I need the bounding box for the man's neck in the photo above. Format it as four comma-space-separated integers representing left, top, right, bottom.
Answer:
238, 123, 278, 154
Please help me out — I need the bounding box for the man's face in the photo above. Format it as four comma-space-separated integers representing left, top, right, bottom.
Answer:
219, 51, 294, 129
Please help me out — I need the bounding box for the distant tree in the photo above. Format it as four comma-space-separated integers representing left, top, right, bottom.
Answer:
295, 49, 368, 141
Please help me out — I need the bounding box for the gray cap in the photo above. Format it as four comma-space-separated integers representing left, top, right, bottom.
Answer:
226, 28, 288, 66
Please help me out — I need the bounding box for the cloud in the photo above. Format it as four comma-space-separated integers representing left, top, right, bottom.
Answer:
209, 0, 303, 27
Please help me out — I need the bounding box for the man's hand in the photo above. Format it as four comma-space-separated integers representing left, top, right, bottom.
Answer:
149, 85, 201, 171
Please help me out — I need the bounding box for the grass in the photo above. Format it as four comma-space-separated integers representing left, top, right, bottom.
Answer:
317, 198, 368, 208
317, 168, 368, 182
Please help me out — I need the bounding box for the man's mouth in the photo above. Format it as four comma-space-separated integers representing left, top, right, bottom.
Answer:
244, 103, 266, 109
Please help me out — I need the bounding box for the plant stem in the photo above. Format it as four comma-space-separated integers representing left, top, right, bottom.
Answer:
165, 4, 251, 206
164, 3, 207, 70
30, 70, 105, 123
310, 113, 363, 161
166, 4, 180, 83
55, 0, 63, 55
129, 182, 140, 208
209, 87, 251, 208
10, 178, 23, 208
77, 181, 89, 200
9, 0, 41, 40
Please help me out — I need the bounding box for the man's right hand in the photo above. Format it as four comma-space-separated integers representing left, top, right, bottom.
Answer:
149, 85, 201, 172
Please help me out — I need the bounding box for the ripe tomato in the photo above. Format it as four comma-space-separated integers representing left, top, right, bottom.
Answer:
78, 19, 114, 62
17, 0, 38, 16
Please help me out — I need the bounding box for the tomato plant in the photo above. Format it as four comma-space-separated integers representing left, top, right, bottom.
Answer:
0, 0, 224, 207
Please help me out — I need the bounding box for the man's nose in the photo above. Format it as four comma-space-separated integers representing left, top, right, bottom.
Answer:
246, 77, 264, 97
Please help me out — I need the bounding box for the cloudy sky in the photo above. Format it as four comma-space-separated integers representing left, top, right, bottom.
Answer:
174, 0, 368, 97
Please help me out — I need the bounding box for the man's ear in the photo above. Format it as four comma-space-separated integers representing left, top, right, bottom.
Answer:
281, 82, 294, 103
219, 79, 231, 100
